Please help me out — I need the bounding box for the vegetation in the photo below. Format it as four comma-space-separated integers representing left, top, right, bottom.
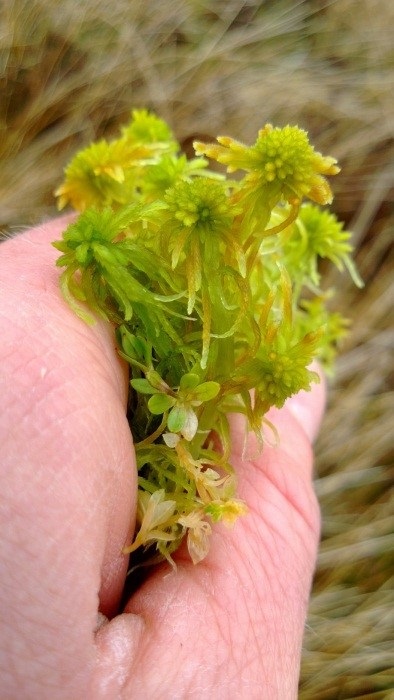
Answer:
53, 108, 359, 565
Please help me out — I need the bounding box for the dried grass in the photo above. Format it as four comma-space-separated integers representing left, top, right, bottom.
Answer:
1, 1, 393, 696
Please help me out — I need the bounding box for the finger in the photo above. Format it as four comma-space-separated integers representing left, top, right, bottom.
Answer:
1, 219, 137, 696
93, 379, 325, 698
284, 361, 326, 443
231, 364, 326, 489
1, 217, 135, 613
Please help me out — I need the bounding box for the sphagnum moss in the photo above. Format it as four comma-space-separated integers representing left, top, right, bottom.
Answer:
53, 109, 361, 566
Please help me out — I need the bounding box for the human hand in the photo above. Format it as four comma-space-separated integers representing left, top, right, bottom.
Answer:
0, 218, 325, 699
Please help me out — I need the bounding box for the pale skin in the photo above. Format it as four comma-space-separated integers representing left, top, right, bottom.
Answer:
0, 218, 325, 699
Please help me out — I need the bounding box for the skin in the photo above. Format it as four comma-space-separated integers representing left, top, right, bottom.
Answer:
0, 218, 325, 699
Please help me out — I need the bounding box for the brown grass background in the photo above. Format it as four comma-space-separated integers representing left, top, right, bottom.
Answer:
1, 1, 393, 697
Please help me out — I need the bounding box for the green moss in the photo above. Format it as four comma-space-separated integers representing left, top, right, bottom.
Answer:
53, 108, 360, 566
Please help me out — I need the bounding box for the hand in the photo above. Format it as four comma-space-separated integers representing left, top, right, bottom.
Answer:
0, 218, 325, 699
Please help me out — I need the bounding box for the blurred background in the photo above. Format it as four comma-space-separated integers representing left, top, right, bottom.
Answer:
1, 1, 392, 696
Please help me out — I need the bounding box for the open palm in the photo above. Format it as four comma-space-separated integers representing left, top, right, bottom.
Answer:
0, 218, 324, 699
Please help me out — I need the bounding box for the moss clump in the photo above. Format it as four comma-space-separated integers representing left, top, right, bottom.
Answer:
53, 109, 360, 566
